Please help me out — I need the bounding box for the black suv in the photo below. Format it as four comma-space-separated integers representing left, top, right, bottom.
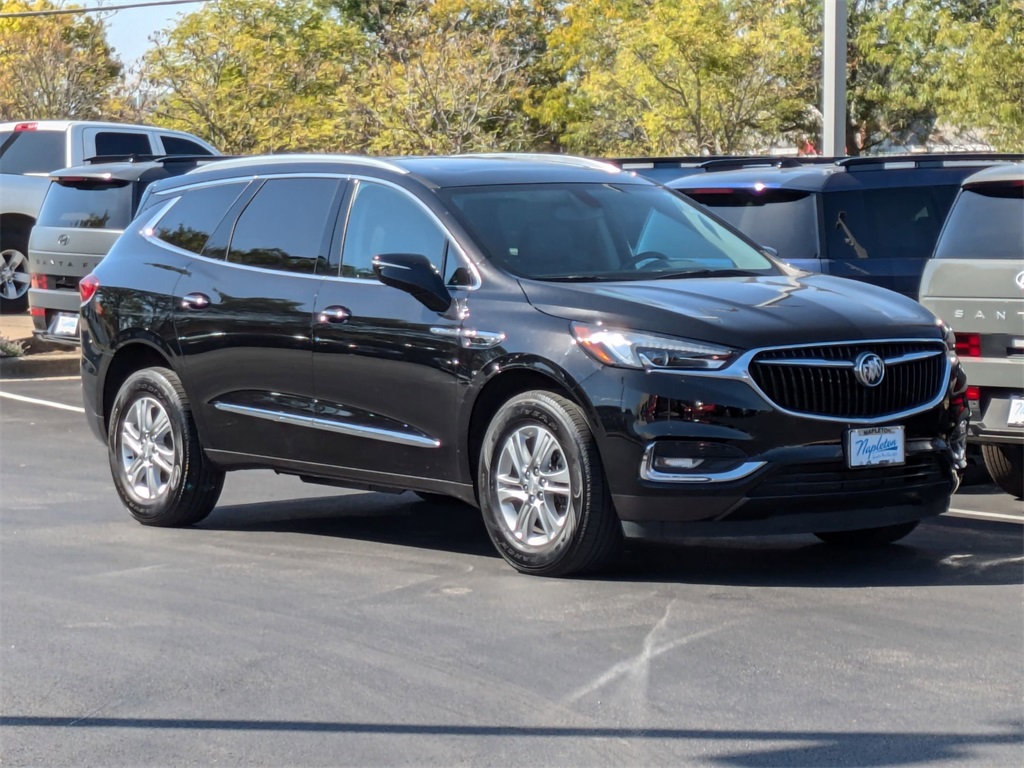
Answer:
81, 154, 968, 577
667, 154, 1023, 297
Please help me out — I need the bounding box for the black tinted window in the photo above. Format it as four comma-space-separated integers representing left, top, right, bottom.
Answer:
160, 135, 212, 156
341, 182, 446, 279
823, 185, 958, 261
94, 132, 151, 157
37, 180, 133, 229
155, 182, 248, 254
0, 129, 65, 174
228, 178, 339, 274
935, 184, 1024, 260
683, 189, 819, 261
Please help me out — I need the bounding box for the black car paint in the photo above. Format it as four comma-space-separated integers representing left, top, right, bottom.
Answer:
82, 155, 966, 535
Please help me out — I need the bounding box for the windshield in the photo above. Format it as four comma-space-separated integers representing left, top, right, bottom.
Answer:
440, 183, 776, 281
934, 184, 1023, 260
681, 188, 819, 261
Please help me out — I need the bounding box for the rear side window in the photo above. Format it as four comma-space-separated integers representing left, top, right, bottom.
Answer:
682, 189, 819, 261
37, 180, 134, 229
935, 183, 1024, 260
160, 135, 213, 156
0, 130, 65, 174
154, 182, 248, 254
94, 132, 151, 157
228, 178, 340, 274
823, 185, 958, 261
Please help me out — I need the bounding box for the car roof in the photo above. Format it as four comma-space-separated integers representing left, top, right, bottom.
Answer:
0, 120, 202, 137
960, 163, 1024, 186
170, 153, 644, 189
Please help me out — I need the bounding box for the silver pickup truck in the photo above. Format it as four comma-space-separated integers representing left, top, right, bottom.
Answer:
919, 164, 1024, 498
0, 120, 217, 313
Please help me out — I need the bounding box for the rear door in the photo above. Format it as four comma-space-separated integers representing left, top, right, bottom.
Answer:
171, 176, 346, 466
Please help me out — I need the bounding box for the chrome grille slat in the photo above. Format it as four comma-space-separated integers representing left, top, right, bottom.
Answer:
750, 341, 946, 419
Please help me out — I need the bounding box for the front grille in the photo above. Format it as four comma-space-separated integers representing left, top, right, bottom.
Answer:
749, 341, 946, 419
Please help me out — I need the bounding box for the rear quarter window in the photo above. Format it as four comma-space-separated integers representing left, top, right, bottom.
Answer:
94, 132, 151, 157
153, 182, 249, 255
37, 181, 134, 230
934, 184, 1024, 260
159, 135, 213, 156
0, 130, 66, 174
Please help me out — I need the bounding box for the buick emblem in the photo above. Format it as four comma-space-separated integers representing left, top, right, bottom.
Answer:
853, 352, 885, 388
57, 234, 69, 246
1016, 270, 1024, 292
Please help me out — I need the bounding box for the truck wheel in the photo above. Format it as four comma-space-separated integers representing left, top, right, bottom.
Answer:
981, 444, 1024, 499
814, 521, 919, 547
0, 229, 30, 314
478, 391, 622, 577
108, 367, 224, 526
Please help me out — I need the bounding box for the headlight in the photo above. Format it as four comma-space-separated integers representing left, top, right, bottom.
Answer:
571, 323, 735, 370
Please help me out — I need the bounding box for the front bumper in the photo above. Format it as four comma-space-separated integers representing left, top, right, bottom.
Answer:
586, 358, 964, 537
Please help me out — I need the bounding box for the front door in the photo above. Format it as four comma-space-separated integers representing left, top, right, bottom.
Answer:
311, 179, 464, 483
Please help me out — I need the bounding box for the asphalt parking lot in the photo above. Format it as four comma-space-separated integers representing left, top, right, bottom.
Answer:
2, 377, 1022, 767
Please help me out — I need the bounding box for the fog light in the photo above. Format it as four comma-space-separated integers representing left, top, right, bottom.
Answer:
642, 440, 748, 480
654, 456, 705, 471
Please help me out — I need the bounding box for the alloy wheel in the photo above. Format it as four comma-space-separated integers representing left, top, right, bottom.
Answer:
0, 248, 30, 301
120, 396, 176, 501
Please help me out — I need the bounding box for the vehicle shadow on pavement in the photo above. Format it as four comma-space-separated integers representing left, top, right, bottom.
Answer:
1, 715, 1020, 767
201, 493, 499, 559
201, 493, 1022, 588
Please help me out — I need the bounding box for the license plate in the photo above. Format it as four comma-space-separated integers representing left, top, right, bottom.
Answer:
1009, 397, 1024, 427
847, 426, 905, 468
53, 312, 79, 336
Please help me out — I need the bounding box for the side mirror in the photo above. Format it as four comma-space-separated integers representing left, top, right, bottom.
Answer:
761, 245, 779, 259
372, 253, 452, 313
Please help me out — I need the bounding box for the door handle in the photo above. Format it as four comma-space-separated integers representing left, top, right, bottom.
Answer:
317, 305, 350, 324
180, 292, 210, 309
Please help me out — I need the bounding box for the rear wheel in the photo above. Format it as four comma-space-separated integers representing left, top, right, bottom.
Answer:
982, 444, 1024, 498
478, 391, 622, 577
814, 521, 919, 547
0, 230, 30, 314
108, 367, 224, 526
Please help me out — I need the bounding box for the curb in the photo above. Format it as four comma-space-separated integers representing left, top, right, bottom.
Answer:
0, 353, 80, 379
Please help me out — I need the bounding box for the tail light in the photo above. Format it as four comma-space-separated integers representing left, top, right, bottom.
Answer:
29, 307, 45, 317
79, 274, 100, 304
30, 273, 48, 290
955, 333, 981, 358
966, 385, 981, 402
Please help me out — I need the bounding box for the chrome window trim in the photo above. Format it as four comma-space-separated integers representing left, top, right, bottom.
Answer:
151, 176, 258, 197
213, 402, 441, 448
648, 338, 950, 425
640, 445, 766, 483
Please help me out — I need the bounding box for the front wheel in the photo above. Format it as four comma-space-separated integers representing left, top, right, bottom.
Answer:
108, 367, 224, 527
478, 391, 622, 577
814, 521, 919, 547
981, 444, 1024, 499
0, 231, 31, 314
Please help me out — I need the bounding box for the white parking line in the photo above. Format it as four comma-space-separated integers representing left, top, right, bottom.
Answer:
945, 508, 1023, 525
0, 391, 85, 413
3, 375, 80, 383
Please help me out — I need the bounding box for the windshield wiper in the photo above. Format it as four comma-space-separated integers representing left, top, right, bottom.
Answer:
645, 268, 767, 280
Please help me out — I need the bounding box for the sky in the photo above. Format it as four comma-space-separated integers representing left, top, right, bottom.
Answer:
81, 0, 208, 65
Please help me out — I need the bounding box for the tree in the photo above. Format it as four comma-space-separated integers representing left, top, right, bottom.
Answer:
541, 0, 815, 156
0, 0, 122, 120
142, 0, 368, 154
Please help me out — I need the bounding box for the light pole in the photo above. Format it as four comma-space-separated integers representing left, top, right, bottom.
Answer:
823, 0, 848, 156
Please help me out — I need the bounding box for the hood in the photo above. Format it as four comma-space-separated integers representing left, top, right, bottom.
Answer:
521, 273, 942, 350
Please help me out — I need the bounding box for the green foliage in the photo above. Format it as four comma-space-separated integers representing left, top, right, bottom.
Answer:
0, 0, 122, 120
0, 336, 25, 358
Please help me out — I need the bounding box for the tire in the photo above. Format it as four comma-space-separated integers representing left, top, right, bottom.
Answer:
982, 444, 1024, 499
814, 521, 919, 547
0, 229, 30, 314
108, 366, 224, 527
478, 391, 622, 577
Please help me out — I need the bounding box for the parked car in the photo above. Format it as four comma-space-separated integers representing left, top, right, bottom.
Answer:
668, 154, 1023, 298
918, 163, 1024, 498
0, 120, 218, 313
27, 155, 227, 345
81, 154, 968, 577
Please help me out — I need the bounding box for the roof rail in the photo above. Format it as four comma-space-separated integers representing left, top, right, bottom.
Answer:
607, 155, 842, 172
464, 153, 622, 173
83, 153, 227, 165
835, 152, 1024, 171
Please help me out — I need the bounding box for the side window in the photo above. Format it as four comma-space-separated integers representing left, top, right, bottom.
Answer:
340, 182, 446, 279
227, 178, 340, 274
94, 132, 151, 157
160, 135, 213, 156
154, 182, 248, 254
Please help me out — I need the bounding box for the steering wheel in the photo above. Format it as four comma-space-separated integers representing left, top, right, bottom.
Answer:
627, 251, 671, 270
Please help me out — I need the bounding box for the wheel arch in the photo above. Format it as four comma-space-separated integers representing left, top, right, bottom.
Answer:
102, 339, 177, 432
0, 213, 35, 242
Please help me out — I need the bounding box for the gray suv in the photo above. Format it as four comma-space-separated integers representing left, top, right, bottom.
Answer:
27, 156, 224, 344
918, 164, 1024, 498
